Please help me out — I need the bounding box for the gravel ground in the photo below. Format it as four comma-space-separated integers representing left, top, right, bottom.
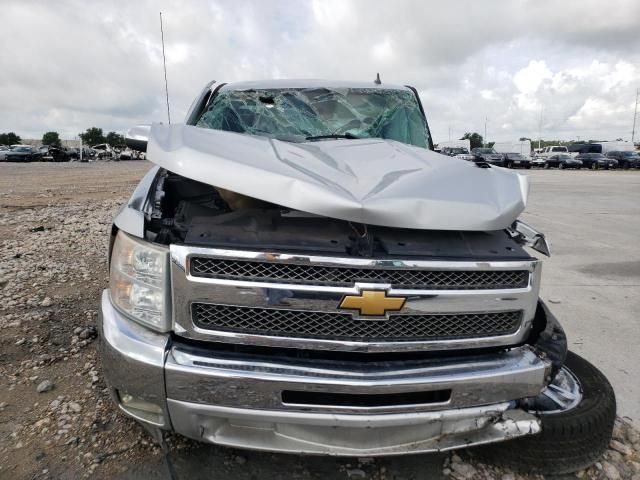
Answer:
0, 161, 639, 480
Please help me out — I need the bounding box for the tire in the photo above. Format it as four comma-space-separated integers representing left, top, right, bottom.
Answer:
559, 163, 564, 169
590, 163, 597, 170
506, 161, 513, 169
476, 352, 616, 475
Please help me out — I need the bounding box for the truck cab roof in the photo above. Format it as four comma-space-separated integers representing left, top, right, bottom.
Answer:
219, 79, 412, 92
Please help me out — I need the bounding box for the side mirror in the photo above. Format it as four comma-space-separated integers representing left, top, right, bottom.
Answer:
125, 125, 151, 152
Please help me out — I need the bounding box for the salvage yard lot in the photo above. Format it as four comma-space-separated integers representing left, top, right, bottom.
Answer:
0, 161, 639, 479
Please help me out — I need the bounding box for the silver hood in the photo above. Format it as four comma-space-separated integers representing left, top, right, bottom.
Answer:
147, 124, 528, 231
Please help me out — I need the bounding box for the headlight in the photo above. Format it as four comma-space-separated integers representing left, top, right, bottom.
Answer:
109, 231, 171, 332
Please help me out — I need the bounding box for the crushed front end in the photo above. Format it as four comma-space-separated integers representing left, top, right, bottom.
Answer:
98, 169, 566, 455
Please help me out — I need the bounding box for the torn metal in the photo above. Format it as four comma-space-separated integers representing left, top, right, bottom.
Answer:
146, 123, 530, 231
529, 300, 568, 377
509, 220, 551, 256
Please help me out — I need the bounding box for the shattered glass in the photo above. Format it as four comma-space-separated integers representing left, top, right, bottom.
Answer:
196, 87, 430, 148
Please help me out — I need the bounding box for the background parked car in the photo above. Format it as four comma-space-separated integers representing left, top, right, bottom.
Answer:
441, 146, 470, 157
118, 147, 134, 160
531, 156, 546, 168
5, 145, 43, 162
92, 143, 113, 159
0, 145, 10, 161
471, 147, 504, 165
77, 146, 95, 161
437, 139, 471, 153
455, 152, 476, 161
66, 147, 80, 160
606, 151, 639, 169
40, 145, 71, 162
576, 153, 618, 170
502, 152, 531, 169
545, 154, 582, 169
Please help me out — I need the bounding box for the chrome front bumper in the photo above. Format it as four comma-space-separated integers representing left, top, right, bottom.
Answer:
99, 290, 548, 455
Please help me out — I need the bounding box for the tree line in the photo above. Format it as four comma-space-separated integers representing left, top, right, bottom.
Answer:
0, 128, 125, 147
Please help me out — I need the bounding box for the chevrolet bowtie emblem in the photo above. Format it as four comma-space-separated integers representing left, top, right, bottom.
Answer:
339, 290, 406, 316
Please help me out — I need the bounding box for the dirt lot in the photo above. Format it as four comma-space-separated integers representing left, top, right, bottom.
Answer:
1, 161, 639, 480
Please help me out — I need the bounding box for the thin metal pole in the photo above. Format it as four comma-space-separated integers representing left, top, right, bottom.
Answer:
538, 105, 543, 149
484, 117, 487, 147
632, 88, 638, 144
160, 12, 171, 124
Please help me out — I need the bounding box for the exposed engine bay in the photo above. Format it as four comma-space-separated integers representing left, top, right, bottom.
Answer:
145, 169, 532, 261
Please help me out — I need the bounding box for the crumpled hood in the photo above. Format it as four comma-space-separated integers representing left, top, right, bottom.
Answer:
147, 124, 528, 231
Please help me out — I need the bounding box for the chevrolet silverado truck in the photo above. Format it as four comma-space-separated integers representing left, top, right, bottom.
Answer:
100, 79, 615, 474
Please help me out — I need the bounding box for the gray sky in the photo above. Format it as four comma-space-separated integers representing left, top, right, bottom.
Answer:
1, 0, 639, 143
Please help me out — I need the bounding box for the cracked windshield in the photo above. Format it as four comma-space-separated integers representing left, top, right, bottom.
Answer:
196, 87, 430, 148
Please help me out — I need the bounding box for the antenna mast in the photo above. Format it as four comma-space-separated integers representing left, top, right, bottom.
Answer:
632, 88, 639, 144
159, 12, 171, 124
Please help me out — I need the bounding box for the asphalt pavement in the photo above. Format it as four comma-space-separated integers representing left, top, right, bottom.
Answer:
521, 169, 640, 422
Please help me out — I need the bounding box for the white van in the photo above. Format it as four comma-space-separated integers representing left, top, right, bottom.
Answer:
568, 141, 634, 156
493, 141, 532, 158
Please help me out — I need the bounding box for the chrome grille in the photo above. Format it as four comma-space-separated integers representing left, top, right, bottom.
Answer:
191, 303, 522, 342
190, 257, 529, 290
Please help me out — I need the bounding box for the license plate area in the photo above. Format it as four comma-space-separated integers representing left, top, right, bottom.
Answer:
281, 389, 452, 408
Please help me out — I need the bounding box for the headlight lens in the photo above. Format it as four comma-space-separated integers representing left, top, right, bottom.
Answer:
109, 231, 170, 332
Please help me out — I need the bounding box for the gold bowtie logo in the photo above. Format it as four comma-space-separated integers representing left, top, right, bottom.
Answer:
339, 290, 406, 316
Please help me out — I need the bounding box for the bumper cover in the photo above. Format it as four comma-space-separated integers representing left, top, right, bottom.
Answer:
167, 399, 539, 455
99, 290, 549, 455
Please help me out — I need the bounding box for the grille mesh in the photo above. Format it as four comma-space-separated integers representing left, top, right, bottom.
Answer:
190, 257, 529, 290
191, 303, 522, 342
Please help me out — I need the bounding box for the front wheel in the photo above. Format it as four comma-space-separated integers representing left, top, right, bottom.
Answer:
477, 351, 615, 475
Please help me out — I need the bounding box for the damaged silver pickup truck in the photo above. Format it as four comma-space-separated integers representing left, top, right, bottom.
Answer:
100, 79, 615, 474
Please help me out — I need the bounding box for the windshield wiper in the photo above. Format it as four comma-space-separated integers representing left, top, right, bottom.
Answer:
305, 132, 360, 141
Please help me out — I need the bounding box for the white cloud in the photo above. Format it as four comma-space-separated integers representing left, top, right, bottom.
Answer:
311, 0, 350, 28
513, 61, 553, 95
480, 90, 495, 100
371, 37, 393, 62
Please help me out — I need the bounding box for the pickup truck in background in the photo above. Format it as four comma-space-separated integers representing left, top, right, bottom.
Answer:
470, 147, 505, 165
537, 145, 569, 158
99, 79, 615, 475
